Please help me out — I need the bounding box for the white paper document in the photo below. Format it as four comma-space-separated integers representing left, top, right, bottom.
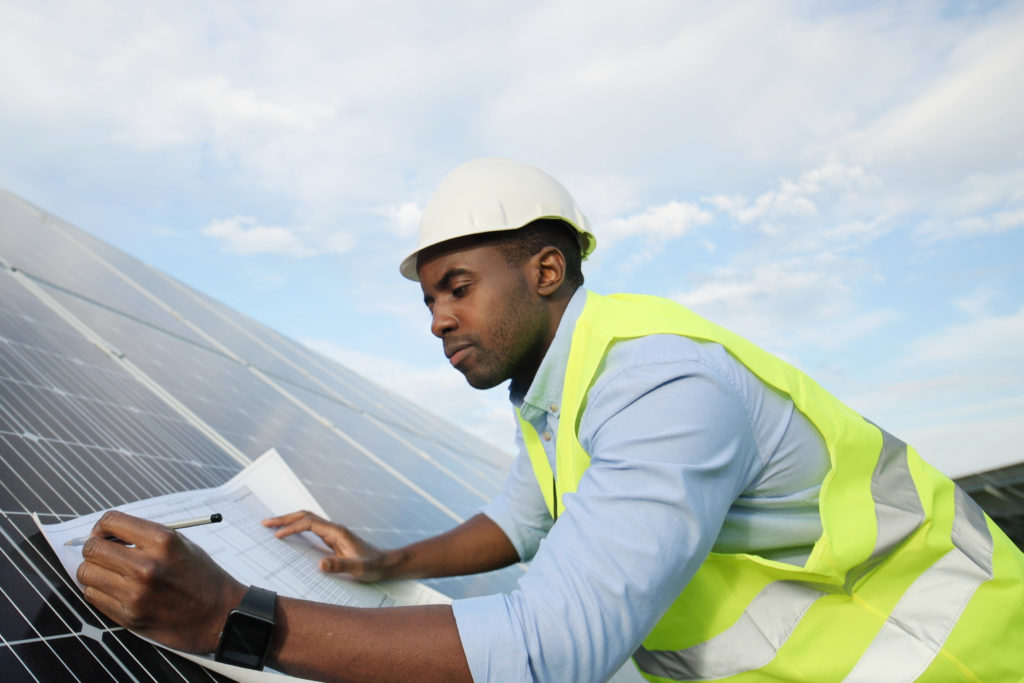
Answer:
34, 448, 448, 681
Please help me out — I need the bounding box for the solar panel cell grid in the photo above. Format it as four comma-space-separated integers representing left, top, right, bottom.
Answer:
268, 331, 512, 468
14, 203, 512, 478
0, 330, 237, 511
39, 281, 510, 537
1, 189, 525, 679
79, 229, 510, 470
0, 512, 232, 683
0, 200, 214, 352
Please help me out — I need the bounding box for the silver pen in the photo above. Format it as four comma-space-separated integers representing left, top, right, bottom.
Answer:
65, 513, 223, 546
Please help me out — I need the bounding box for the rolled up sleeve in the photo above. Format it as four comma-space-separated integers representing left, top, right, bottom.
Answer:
478, 431, 553, 562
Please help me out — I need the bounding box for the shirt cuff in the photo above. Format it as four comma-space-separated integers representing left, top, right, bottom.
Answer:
452, 593, 530, 682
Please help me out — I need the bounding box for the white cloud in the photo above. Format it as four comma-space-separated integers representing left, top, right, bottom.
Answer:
322, 232, 356, 255
656, 157, 899, 357
928, 169, 1024, 219
605, 200, 712, 244
909, 305, 1024, 370
672, 254, 896, 352
705, 158, 876, 232
851, 7, 1024, 179
916, 205, 1024, 243
840, 306, 1024, 476
905, 167, 1024, 243
559, 171, 641, 226
201, 216, 316, 257
952, 287, 997, 318
376, 201, 423, 237
175, 76, 334, 131
200, 216, 360, 257
2, 1, 1019, 245
482, 3, 969, 187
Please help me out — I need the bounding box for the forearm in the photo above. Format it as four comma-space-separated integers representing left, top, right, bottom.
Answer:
379, 513, 519, 580
269, 598, 471, 682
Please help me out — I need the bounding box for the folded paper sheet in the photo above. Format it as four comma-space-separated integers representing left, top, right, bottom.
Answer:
35, 448, 448, 682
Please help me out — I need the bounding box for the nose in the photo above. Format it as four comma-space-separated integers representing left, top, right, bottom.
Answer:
430, 302, 457, 338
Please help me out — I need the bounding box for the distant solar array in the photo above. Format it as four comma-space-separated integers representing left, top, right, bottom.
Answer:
956, 462, 1024, 551
0, 189, 522, 681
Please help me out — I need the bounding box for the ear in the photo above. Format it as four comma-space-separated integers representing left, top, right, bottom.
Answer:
533, 246, 566, 296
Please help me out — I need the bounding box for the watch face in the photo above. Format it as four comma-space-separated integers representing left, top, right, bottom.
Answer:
216, 610, 275, 670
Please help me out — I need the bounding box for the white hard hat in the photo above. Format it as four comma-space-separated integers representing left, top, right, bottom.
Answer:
400, 158, 596, 281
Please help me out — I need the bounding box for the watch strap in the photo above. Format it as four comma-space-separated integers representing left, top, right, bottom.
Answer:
237, 585, 276, 620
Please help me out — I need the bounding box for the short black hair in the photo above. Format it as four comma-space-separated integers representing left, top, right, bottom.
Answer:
492, 219, 585, 288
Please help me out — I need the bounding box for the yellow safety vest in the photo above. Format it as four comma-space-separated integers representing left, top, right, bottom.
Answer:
517, 291, 1024, 681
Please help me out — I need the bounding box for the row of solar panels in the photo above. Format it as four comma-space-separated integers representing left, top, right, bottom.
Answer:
955, 462, 1024, 551
0, 189, 522, 682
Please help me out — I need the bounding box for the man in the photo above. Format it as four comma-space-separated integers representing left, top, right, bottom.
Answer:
79, 159, 1024, 681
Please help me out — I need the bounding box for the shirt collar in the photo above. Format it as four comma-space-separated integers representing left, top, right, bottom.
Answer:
509, 287, 589, 419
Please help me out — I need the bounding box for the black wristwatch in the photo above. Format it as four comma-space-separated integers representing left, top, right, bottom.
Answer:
214, 585, 277, 670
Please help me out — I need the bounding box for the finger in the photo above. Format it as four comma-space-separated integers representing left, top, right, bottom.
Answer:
271, 515, 340, 540
91, 510, 170, 549
77, 560, 145, 629
81, 581, 134, 628
262, 509, 321, 528
77, 557, 126, 595
80, 533, 138, 573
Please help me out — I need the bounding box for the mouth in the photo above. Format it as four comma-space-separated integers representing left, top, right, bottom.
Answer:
444, 342, 472, 367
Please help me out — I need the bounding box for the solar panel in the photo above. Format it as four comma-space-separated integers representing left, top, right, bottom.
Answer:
0, 189, 522, 681
36, 201, 509, 471
955, 463, 1024, 550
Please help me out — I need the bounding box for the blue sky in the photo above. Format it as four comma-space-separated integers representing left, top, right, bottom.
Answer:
1, 1, 1022, 477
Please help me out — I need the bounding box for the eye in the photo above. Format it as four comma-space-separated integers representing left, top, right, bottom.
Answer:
452, 284, 469, 298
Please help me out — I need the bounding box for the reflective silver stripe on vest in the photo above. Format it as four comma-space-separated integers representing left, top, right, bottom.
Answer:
844, 484, 994, 682
869, 428, 926, 558
843, 427, 926, 592
634, 425, 990, 681
633, 581, 825, 680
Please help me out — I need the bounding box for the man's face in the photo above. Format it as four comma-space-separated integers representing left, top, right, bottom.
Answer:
418, 241, 549, 390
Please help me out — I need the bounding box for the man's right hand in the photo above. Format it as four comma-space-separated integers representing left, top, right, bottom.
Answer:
262, 510, 394, 582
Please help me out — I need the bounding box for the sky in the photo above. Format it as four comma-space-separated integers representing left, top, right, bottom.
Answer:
1, 0, 1022, 478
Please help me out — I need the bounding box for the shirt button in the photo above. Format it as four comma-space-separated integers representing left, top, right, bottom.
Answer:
542, 431, 552, 441
549, 404, 559, 414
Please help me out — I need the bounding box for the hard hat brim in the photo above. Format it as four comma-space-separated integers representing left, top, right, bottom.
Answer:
400, 219, 595, 281
399, 158, 596, 282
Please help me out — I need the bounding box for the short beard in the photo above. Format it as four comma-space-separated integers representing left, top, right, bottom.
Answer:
461, 276, 548, 390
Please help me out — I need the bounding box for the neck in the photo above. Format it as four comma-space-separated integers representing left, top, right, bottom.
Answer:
544, 284, 577, 342
510, 284, 579, 389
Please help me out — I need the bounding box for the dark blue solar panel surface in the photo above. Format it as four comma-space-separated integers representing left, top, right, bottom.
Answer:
35, 200, 510, 471
0, 189, 522, 681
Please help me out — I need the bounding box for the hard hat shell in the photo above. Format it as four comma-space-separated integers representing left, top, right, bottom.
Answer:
400, 158, 596, 281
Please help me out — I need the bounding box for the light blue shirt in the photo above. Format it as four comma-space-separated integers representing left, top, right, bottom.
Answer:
452, 288, 830, 682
